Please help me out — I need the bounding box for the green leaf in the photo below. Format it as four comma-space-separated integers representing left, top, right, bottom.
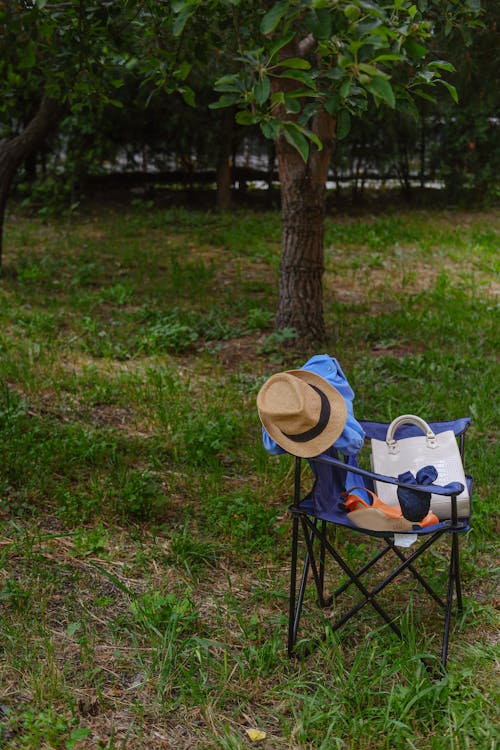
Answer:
235, 110, 259, 125
214, 74, 241, 93
69, 728, 91, 741
348, 40, 364, 56
274, 70, 316, 89
358, 0, 385, 18
429, 60, 456, 73
254, 76, 271, 105
176, 61, 191, 82
284, 96, 301, 114
209, 94, 240, 110
173, 5, 197, 37
305, 8, 333, 40
285, 88, 322, 99
438, 79, 458, 104
324, 93, 340, 115
324, 67, 344, 81
277, 57, 311, 70
261, 1, 289, 35
412, 88, 436, 103
373, 54, 403, 63
283, 123, 309, 162
294, 123, 323, 151
269, 33, 295, 61
398, 97, 419, 120
358, 19, 384, 34
67, 727, 91, 750
365, 76, 395, 107
67, 622, 81, 637
405, 38, 427, 59
260, 119, 281, 140
106, 98, 124, 109
336, 109, 351, 140
417, 69, 434, 83
19, 41, 36, 70
358, 63, 385, 77
299, 103, 320, 124
180, 86, 196, 107
340, 79, 351, 99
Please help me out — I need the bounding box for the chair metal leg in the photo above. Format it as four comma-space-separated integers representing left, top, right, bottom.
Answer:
288, 514, 300, 655
288, 457, 305, 655
453, 534, 463, 613
442, 533, 461, 669
290, 518, 324, 654
300, 517, 330, 608
318, 520, 327, 604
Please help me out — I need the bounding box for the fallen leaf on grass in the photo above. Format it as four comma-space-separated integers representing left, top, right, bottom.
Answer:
246, 728, 266, 742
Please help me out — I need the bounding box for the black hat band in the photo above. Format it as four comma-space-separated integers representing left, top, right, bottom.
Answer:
281, 384, 331, 443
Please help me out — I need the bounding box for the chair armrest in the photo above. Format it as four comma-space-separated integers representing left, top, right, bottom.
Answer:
311, 452, 464, 497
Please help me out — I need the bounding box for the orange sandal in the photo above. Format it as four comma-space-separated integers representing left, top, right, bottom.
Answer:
341, 487, 439, 528
341, 487, 403, 519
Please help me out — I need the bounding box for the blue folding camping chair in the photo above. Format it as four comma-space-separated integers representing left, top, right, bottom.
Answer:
258, 357, 472, 671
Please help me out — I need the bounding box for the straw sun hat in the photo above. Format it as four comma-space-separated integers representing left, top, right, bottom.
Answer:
257, 369, 347, 458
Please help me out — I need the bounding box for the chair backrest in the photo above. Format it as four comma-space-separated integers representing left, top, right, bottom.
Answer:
360, 418, 471, 441
303, 447, 348, 519
301, 418, 471, 523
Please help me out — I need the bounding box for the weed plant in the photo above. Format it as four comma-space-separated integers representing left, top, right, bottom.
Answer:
0, 203, 498, 749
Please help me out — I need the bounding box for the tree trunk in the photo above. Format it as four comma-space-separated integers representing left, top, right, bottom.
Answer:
216, 108, 235, 211
419, 116, 426, 190
275, 110, 335, 343
0, 95, 64, 266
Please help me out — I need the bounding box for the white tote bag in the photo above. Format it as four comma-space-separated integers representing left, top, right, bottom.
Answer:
371, 415, 470, 520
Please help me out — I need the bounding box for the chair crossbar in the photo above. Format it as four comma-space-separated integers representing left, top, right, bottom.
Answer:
332, 543, 394, 601
389, 541, 447, 610
329, 541, 446, 613
289, 512, 460, 667
299, 515, 403, 640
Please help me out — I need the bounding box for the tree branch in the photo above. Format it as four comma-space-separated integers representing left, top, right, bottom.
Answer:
298, 33, 316, 58
14, 95, 66, 156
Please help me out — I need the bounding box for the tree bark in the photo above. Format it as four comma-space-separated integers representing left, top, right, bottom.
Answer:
275, 110, 335, 343
216, 108, 235, 211
0, 95, 64, 265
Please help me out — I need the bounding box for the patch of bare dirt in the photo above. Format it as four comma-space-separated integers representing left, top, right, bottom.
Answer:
202, 333, 268, 369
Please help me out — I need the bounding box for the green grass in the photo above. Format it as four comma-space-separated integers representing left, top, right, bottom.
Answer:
0, 203, 499, 749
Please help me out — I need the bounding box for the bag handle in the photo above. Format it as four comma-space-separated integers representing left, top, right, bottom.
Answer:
386, 414, 437, 455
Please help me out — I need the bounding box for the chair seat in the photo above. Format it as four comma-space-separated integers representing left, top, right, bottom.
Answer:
296, 475, 473, 538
